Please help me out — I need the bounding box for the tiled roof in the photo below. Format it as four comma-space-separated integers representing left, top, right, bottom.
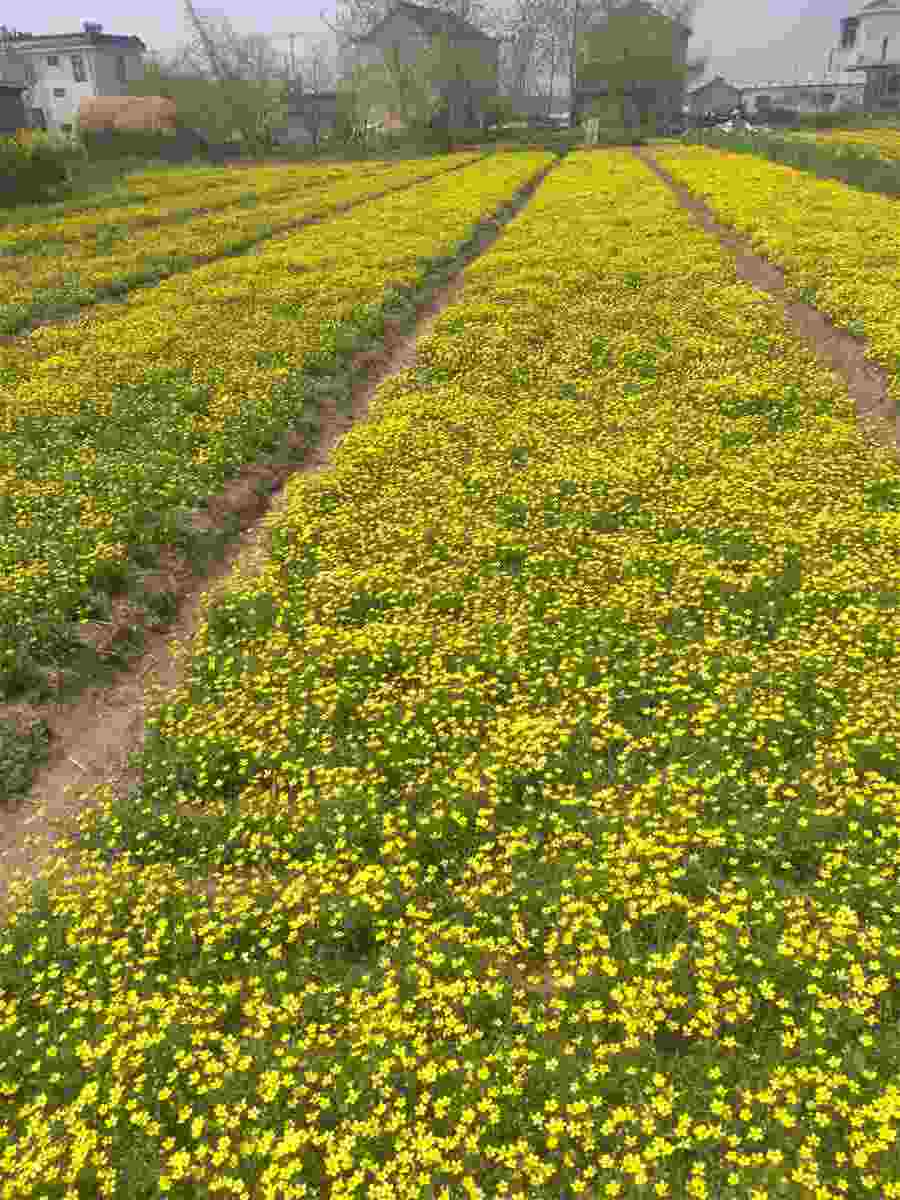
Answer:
354, 3, 496, 44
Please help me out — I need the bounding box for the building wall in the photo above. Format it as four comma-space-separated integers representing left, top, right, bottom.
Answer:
574, 3, 690, 124
8, 42, 144, 132
687, 80, 740, 116
740, 82, 865, 115
342, 10, 498, 127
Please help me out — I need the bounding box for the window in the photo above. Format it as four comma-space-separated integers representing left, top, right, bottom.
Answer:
115, 54, 126, 83
53, 87, 66, 98
71, 54, 86, 81
24, 62, 36, 84
47, 54, 59, 66
889, 73, 900, 94
883, 36, 890, 62
840, 17, 858, 50
756, 94, 772, 108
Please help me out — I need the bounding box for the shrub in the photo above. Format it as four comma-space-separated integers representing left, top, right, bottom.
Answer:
0, 130, 73, 208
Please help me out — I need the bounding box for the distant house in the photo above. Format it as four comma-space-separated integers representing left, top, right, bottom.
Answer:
686, 74, 741, 118
338, 2, 500, 130
572, 0, 692, 127
0, 22, 145, 135
740, 81, 865, 117
274, 88, 341, 146
830, 0, 900, 111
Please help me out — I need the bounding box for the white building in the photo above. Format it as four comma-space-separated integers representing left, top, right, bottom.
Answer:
0, 22, 145, 134
829, 0, 900, 111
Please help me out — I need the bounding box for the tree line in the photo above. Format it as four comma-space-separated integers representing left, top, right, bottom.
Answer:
127, 0, 707, 150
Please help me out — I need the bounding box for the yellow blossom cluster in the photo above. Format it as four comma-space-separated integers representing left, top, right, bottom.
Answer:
2, 149, 897, 1199
652, 142, 900, 416
0, 151, 551, 670
0, 154, 485, 330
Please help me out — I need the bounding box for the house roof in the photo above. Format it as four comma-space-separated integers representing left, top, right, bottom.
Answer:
688, 75, 739, 95
583, 0, 693, 38
859, 0, 900, 11
351, 3, 497, 45
0, 31, 145, 50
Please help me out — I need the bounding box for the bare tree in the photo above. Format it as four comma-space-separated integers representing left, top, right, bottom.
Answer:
177, 3, 290, 146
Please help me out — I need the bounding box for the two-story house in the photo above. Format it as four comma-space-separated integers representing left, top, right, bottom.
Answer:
0, 22, 145, 135
338, 2, 500, 130
572, 0, 692, 128
830, 0, 900, 111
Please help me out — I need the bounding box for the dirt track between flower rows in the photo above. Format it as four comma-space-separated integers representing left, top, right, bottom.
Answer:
1, 144, 898, 933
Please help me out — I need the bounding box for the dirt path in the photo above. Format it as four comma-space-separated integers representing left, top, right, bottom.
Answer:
635, 146, 900, 461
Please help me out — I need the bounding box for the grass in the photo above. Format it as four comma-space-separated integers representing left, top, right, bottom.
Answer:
1, 148, 899, 1199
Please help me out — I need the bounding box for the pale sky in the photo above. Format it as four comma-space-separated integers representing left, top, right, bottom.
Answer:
0, 0, 858, 87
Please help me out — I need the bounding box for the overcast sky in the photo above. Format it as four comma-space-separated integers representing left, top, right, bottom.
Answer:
0, 0, 857, 86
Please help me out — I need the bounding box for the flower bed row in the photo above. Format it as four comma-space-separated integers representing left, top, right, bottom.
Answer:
8, 149, 898, 1198
0, 154, 486, 336
0, 160, 389, 246
652, 142, 900, 419
0, 150, 552, 689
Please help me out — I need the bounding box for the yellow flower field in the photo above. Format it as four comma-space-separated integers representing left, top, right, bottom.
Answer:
0, 151, 551, 681
2, 149, 898, 1198
0, 155, 485, 332
653, 143, 900, 417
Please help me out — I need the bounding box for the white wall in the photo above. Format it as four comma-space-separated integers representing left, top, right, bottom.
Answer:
14, 43, 143, 131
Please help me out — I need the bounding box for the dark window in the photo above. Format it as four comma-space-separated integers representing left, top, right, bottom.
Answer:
116, 54, 126, 83
53, 87, 66, 98
756, 94, 771, 108
71, 54, 86, 81
889, 73, 900, 94
821, 91, 836, 106
883, 36, 890, 62
840, 17, 858, 50
47, 54, 59, 66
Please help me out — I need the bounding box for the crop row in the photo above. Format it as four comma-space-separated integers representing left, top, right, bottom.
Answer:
0, 161, 394, 246
653, 142, 900, 421
0, 151, 552, 689
15, 149, 898, 1198
0, 154, 486, 335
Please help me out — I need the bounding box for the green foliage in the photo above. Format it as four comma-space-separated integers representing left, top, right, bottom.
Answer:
686, 125, 900, 199
0, 131, 73, 209
0, 718, 51, 807
577, 6, 694, 130
125, 63, 287, 151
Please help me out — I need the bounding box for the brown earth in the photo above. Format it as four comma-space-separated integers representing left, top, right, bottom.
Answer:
1, 146, 898, 1002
